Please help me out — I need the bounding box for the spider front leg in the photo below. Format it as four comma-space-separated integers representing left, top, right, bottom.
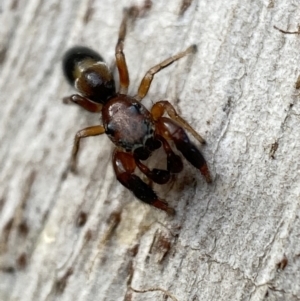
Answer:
133, 136, 183, 184
113, 150, 175, 215
152, 101, 205, 144
152, 102, 211, 182
158, 135, 183, 174
135, 45, 197, 101
134, 156, 171, 184
70, 125, 105, 172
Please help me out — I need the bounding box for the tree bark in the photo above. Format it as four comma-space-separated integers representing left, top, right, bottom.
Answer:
1, 0, 300, 300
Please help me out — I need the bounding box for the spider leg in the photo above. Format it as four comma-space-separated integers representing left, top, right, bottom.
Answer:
115, 9, 130, 94
154, 116, 211, 183
63, 94, 102, 113
133, 134, 183, 184
151, 100, 205, 144
115, 1, 153, 95
157, 135, 183, 174
113, 150, 175, 215
135, 45, 196, 101
70, 125, 105, 172
134, 153, 171, 184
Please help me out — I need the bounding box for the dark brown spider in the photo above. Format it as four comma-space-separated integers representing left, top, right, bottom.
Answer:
62, 8, 211, 215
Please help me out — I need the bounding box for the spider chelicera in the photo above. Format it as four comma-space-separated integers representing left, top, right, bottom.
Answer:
62, 8, 211, 215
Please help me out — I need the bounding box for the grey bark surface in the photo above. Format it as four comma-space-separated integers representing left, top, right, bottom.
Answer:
0, 0, 300, 300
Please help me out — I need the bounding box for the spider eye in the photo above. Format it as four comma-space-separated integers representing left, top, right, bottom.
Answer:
106, 125, 115, 136
133, 103, 142, 111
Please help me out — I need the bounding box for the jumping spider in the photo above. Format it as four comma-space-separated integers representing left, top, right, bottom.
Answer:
62, 8, 211, 215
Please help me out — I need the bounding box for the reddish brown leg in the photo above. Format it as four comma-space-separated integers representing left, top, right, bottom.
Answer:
63, 94, 102, 113
134, 155, 170, 184
113, 150, 175, 215
115, 9, 130, 95
133, 135, 182, 183
158, 135, 183, 173
135, 45, 196, 101
70, 125, 105, 172
151, 100, 205, 144
155, 117, 211, 183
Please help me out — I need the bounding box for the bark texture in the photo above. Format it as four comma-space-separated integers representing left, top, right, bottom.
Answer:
1, 0, 300, 300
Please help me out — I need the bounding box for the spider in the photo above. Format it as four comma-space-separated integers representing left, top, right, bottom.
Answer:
62, 8, 211, 215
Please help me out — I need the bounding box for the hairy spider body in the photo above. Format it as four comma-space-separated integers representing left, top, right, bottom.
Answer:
62, 8, 211, 215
